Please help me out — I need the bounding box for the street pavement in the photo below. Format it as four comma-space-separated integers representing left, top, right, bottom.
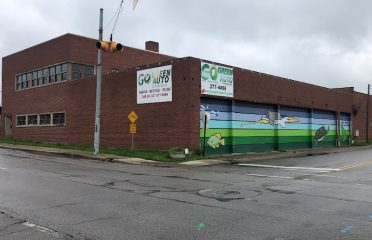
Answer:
0, 148, 372, 239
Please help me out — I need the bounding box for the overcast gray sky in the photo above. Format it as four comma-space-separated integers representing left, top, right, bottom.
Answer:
1, 0, 372, 99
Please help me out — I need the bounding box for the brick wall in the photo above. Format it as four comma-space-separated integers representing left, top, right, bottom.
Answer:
233, 65, 353, 113
195, 57, 372, 146
2, 56, 201, 150
100, 58, 200, 150
7, 78, 96, 144
2, 33, 175, 115
3, 34, 372, 150
352, 91, 372, 142
1, 34, 176, 144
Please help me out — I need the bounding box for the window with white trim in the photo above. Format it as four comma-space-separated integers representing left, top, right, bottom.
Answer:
39, 114, 51, 125
16, 116, 26, 126
27, 115, 38, 126
15, 62, 95, 91
16, 112, 66, 127
52, 113, 65, 125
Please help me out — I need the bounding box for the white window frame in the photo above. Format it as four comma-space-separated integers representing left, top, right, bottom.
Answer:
15, 111, 66, 128
16, 115, 27, 127
15, 62, 96, 92
27, 114, 38, 126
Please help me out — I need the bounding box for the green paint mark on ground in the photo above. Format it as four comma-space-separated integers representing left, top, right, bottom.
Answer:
196, 223, 205, 231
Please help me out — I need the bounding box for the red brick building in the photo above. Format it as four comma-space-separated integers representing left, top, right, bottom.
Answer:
1, 34, 371, 154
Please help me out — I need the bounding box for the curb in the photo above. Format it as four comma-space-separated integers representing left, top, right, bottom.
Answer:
179, 159, 228, 166
0, 144, 209, 167
0, 144, 108, 161
0, 144, 371, 168
229, 145, 372, 164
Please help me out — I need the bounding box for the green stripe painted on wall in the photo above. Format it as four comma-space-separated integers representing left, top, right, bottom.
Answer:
201, 135, 337, 146
200, 98, 351, 155
278, 142, 312, 150
233, 144, 276, 153
201, 141, 337, 154
201, 129, 338, 137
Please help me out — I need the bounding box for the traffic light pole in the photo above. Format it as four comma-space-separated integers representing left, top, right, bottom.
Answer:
366, 84, 370, 144
94, 8, 103, 155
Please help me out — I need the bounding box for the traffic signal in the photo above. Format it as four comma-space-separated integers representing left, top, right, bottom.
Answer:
96, 41, 123, 53
110, 41, 123, 53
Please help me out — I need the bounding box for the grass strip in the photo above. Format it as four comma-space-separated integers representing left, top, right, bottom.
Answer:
0, 138, 204, 163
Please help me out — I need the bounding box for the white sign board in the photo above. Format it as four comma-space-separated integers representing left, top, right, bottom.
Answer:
201, 62, 233, 97
137, 65, 172, 104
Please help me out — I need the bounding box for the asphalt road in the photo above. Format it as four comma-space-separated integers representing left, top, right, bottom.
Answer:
1, 148, 372, 240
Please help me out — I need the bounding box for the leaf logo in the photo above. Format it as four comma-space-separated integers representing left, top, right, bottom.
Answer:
201, 64, 210, 81
210, 65, 218, 80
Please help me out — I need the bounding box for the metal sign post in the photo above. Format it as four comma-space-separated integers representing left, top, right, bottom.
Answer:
130, 123, 136, 149
203, 115, 207, 157
132, 134, 134, 149
202, 113, 209, 158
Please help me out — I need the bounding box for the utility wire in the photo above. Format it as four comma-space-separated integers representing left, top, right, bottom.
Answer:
103, 7, 120, 29
111, 0, 124, 41
103, 0, 125, 40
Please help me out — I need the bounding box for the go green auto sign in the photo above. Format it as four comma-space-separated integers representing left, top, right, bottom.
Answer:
137, 65, 172, 104
201, 62, 233, 97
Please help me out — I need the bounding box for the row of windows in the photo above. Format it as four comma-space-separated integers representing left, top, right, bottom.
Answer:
16, 63, 68, 90
16, 113, 65, 127
16, 63, 95, 91
71, 63, 95, 80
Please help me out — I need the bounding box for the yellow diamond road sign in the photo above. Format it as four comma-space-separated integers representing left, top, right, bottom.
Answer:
128, 111, 138, 123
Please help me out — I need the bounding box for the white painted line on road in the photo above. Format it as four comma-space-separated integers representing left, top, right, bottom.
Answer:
246, 173, 312, 181
246, 173, 294, 179
23, 221, 61, 238
238, 164, 340, 172
310, 174, 345, 179
0, 167, 7, 171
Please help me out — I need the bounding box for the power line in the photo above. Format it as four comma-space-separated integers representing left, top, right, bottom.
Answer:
103, 11, 118, 30
103, 1, 122, 29
110, 0, 124, 40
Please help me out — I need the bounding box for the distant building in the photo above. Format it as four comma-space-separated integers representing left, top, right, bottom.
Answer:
1, 33, 370, 154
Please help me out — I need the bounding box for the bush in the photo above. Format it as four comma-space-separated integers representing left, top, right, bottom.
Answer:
168, 147, 184, 152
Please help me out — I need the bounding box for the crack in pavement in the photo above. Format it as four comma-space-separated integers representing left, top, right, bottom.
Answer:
0, 226, 33, 238
0, 220, 25, 232
35, 201, 85, 211
73, 214, 122, 226
1, 149, 238, 186
50, 175, 256, 214
0, 210, 76, 240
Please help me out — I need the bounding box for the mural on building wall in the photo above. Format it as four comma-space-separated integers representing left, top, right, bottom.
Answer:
207, 134, 225, 148
341, 124, 348, 142
200, 105, 219, 117
340, 113, 351, 146
314, 126, 329, 145
200, 98, 351, 155
240, 111, 299, 128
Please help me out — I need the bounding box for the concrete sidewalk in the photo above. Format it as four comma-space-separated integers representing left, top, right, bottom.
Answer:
0, 143, 162, 166
223, 145, 372, 164
181, 145, 372, 166
0, 143, 371, 167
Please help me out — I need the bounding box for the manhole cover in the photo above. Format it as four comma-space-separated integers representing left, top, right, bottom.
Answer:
197, 189, 257, 202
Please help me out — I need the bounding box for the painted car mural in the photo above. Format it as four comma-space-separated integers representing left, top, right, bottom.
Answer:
207, 133, 225, 149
